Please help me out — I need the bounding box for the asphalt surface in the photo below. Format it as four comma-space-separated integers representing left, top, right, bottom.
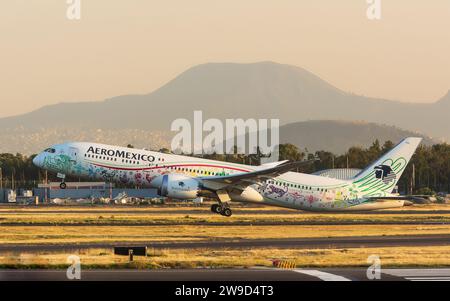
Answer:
1, 268, 450, 281
3, 206, 450, 226
3, 208, 450, 215
2, 234, 450, 252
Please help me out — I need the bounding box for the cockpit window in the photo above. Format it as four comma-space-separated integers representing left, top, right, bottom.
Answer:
44, 148, 56, 153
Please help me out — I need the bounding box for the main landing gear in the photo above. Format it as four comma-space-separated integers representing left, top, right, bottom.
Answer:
211, 203, 232, 217
210, 189, 233, 217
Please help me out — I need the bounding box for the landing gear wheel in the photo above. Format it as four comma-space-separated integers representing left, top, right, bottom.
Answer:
211, 204, 221, 213
220, 208, 232, 217
60, 182, 67, 189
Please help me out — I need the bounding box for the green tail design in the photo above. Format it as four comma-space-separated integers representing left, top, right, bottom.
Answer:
351, 137, 422, 197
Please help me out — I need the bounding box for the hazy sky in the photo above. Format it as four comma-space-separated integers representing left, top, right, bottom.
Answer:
0, 0, 449, 117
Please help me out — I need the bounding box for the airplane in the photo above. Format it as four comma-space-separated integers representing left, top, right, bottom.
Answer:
33, 137, 422, 216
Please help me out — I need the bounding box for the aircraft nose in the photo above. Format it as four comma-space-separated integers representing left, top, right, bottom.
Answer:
33, 154, 43, 167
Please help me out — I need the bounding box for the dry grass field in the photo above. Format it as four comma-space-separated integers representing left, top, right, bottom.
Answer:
1, 204, 450, 225
1, 224, 450, 246
1, 246, 450, 269
1, 204, 450, 268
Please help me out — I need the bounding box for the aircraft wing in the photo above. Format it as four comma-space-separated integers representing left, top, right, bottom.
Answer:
200, 159, 317, 191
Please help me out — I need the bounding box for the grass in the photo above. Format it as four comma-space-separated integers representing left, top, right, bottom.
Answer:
1, 203, 449, 212
2, 246, 450, 269
2, 224, 450, 245
1, 204, 450, 225
1, 204, 450, 269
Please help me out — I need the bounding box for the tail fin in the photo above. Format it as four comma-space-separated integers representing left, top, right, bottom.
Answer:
352, 137, 422, 196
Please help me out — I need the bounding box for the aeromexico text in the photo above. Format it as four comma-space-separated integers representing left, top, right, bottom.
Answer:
87, 146, 156, 162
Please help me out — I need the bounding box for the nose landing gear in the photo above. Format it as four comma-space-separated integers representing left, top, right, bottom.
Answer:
57, 173, 67, 189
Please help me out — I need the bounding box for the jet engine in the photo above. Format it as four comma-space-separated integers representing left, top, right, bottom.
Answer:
155, 174, 202, 200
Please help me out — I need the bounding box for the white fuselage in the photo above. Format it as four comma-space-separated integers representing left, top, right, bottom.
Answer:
33, 142, 403, 211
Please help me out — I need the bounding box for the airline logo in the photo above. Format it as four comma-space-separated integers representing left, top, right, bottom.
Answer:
374, 164, 396, 184
86, 146, 155, 162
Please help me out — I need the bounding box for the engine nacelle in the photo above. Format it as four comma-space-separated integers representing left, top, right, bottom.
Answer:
156, 174, 201, 200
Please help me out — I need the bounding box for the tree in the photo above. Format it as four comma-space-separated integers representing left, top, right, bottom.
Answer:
278, 144, 304, 162
382, 140, 394, 153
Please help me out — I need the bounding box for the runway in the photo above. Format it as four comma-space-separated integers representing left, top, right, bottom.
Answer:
3, 208, 450, 215
1, 268, 450, 281
2, 234, 450, 252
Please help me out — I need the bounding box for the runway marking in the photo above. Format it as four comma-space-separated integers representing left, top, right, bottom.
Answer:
405, 277, 450, 281
382, 269, 450, 277
293, 269, 351, 281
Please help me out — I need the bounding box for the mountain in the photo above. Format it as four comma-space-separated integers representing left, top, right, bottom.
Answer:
0, 62, 348, 130
0, 61, 447, 154
279, 120, 437, 154
0, 127, 172, 156
436, 90, 450, 108
0, 120, 437, 155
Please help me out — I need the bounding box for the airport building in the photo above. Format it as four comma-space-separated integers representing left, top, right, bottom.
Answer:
0, 182, 159, 204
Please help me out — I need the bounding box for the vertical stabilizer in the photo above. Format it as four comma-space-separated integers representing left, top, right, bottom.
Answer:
352, 137, 422, 196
